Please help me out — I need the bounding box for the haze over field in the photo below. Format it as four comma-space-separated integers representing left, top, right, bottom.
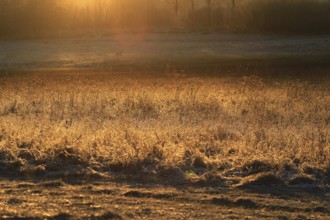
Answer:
0, 34, 329, 69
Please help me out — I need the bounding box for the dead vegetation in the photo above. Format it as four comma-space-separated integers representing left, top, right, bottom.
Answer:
0, 70, 329, 188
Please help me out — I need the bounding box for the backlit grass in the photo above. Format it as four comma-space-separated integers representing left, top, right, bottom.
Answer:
0, 70, 329, 186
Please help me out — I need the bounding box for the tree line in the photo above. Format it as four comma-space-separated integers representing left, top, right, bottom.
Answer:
0, 0, 329, 38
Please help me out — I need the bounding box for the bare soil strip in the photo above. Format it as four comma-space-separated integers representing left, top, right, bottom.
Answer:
0, 180, 329, 219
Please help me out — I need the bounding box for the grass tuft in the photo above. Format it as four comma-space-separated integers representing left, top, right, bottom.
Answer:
236, 173, 285, 188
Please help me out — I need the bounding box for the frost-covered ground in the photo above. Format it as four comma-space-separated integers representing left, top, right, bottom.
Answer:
0, 33, 329, 219
0, 33, 329, 68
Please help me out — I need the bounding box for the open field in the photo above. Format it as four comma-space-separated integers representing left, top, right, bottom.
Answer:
1, 0, 329, 219
0, 69, 329, 219
0, 34, 329, 69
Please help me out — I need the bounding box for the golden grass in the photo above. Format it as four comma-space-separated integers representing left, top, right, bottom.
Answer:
0, 70, 329, 185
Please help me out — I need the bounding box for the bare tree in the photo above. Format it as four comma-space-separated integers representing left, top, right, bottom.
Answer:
165, 0, 179, 16
207, 0, 212, 27
175, 0, 178, 16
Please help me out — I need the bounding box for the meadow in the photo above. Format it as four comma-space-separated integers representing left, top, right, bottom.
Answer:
0, 69, 329, 188
1, 1, 329, 218
0, 68, 329, 219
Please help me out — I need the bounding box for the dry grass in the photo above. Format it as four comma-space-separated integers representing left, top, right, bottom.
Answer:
0, 70, 329, 186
